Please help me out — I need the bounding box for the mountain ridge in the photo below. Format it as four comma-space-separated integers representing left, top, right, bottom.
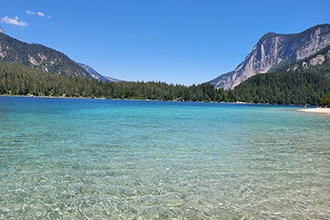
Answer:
209, 24, 330, 90
77, 63, 122, 83
0, 31, 117, 82
1, 24, 329, 88
0, 32, 91, 78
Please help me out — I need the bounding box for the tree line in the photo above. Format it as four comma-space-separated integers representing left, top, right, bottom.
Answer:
0, 62, 228, 101
232, 71, 330, 105
1, 61, 329, 105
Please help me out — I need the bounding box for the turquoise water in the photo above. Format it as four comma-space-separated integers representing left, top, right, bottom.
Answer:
0, 96, 329, 219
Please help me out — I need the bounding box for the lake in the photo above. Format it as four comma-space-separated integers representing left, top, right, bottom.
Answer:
0, 96, 329, 219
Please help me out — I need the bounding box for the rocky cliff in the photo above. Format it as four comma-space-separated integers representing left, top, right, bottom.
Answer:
209, 24, 330, 90
270, 45, 330, 74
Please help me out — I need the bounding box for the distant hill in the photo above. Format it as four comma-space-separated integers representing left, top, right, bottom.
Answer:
209, 24, 330, 90
0, 31, 119, 81
77, 63, 122, 82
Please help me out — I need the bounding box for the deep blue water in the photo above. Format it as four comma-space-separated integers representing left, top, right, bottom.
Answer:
0, 96, 329, 219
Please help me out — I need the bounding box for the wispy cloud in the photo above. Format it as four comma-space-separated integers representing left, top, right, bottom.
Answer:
26, 10, 51, 18
1, 16, 28, 27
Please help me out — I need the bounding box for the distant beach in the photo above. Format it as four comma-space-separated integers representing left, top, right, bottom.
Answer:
298, 107, 330, 115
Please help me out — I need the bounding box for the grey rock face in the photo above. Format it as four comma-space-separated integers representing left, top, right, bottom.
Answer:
286, 46, 330, 72
210, 24, 330, 90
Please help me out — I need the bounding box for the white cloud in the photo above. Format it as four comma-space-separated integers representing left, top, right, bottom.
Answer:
37, 12, 45, 17
1, 16, 28, 27
26, 10, 49, 18
26, 10, 35, 15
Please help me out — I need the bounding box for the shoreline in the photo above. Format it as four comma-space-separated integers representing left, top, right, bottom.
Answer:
297, 107, 330, 115
1, 95, 330, 113
0, 94, 106, 100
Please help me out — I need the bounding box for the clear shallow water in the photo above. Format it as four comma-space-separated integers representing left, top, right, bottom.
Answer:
0, 96, 329, 219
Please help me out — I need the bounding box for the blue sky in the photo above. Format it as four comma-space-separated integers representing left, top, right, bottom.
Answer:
1, 0, 329, 85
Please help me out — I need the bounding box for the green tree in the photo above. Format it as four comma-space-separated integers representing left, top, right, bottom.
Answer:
321, 90, 330, 106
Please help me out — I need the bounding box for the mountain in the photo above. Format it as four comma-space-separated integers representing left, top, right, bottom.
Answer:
209, 24, 330, 90
0, 30, 119, 82
0, 32, 92, 78
77, 63, 122, 82
270, 45, 330, 76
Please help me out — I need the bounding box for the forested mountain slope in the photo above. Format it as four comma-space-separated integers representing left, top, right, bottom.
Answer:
0, 32, 93, 78
232, 59, 330, 105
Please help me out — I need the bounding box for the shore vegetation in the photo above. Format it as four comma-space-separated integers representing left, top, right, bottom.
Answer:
1, 61, 329, 105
